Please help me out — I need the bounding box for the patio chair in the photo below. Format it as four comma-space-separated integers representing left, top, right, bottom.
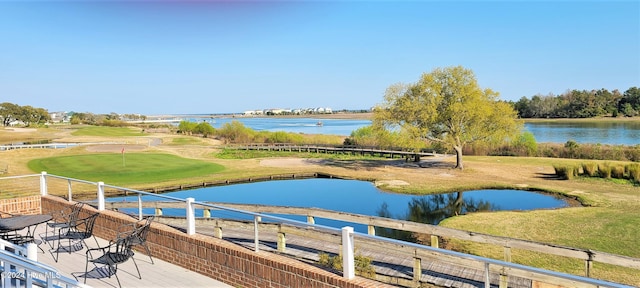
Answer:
78, 229, 141, 288
43, 202, 85, 248
119, 215, 155, 264
52, 211, 100, 262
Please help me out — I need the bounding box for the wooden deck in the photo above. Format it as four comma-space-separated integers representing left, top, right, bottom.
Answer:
30, 223, 233, 288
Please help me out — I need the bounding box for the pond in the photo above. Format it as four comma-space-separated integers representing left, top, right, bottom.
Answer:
109, 179, 570, 234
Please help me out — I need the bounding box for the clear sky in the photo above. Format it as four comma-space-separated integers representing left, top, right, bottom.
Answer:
1, 1, 638, 115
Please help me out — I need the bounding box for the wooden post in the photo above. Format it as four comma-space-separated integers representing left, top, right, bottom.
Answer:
277, 231, 286, 253
367, 225, 375, 236
585, 250, 594, 277
504, 246, 512, 262
501, 246, 511, 288
307, 215, 315, 224
499, 274, 509, 288
203, 209, 211, 218
413, 256, 421, 282
155, 207, 163, 216
430, 235, 439, 248
214, 226, 222, 239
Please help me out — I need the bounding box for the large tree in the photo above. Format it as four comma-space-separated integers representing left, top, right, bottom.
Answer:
374, 66, 521, 169
0, 102, 20, 126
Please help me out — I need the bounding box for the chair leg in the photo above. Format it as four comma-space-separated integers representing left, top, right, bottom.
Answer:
112, 265, 122, 288
141, 244, 154, 264
131, 257, 141, 279
84, 257, 90, 284
52, 230, 62, 262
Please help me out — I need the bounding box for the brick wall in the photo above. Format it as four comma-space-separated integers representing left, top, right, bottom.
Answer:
41, 196, 391, 288
0, 195, 41, 215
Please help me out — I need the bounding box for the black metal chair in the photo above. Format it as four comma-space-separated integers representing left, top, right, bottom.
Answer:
43, 202, 85, 248
52, 211, 100, 262
125, 215, 155, 264
79, 228, 141, 288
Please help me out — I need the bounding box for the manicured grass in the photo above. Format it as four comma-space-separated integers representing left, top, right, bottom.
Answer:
27, 153, 225, 186
71, 126, 144, 137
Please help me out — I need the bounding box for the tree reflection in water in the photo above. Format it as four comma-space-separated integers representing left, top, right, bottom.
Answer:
376, 192, 496, 242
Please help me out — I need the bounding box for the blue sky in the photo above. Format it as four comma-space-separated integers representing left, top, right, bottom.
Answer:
1, 1, 638, 115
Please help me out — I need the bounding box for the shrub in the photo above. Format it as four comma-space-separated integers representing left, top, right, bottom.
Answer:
553, 165, 576, 180
611, 165, 625, 179
627, 164, 640, 182
598, 163, 612, 179
317, 252, 375, 278
581, 162, 598, 177
355, 254, 376, 278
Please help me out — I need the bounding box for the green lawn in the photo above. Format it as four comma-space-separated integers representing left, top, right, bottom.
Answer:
71, 126, 144, 137
27, 153, 225, 186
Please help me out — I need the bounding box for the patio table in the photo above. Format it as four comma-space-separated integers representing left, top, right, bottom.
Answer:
0, 214, 53, 245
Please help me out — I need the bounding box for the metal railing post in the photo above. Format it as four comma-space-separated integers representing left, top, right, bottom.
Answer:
254, 216, 260, 252
138, 194, 143, 220
26, 243, 37, 261
97, 182, 105, 211
342, 226, 355, 280
484, 262, 491, 288
186, 198, 195, 235
40, 171, 48, 196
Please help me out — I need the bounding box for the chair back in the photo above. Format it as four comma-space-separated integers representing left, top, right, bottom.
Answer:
75, 212, 99, 239
67, 202, 86, 226
112, 232, 136, 264
135, 216, 154, 242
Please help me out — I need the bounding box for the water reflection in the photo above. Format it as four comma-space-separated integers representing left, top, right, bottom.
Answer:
375, 192, 496, 241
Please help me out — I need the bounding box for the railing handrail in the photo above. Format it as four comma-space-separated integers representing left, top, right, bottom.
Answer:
228, 143, 439, 155
0, 174, 41, 180
46, 174, 98, 186
102, 184, 195, 203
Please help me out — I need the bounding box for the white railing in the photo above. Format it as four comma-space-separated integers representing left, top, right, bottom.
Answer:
0, 240, 88, 288
8, 172, 637, 287
0, 238, 36, 261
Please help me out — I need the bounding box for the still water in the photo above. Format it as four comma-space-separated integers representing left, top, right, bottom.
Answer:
523, 122, 640, 145
190, 117, 371, 137
110, 179, 569, 233
190, 117, 639, 145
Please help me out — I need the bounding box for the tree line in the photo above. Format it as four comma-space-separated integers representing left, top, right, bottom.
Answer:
0, 102, 50, 127
512, 87, 640, 118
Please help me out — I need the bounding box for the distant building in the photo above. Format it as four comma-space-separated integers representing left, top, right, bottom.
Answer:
244, 107, 333, 115
243, 110, 264, 116
49, 111, 70, 123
